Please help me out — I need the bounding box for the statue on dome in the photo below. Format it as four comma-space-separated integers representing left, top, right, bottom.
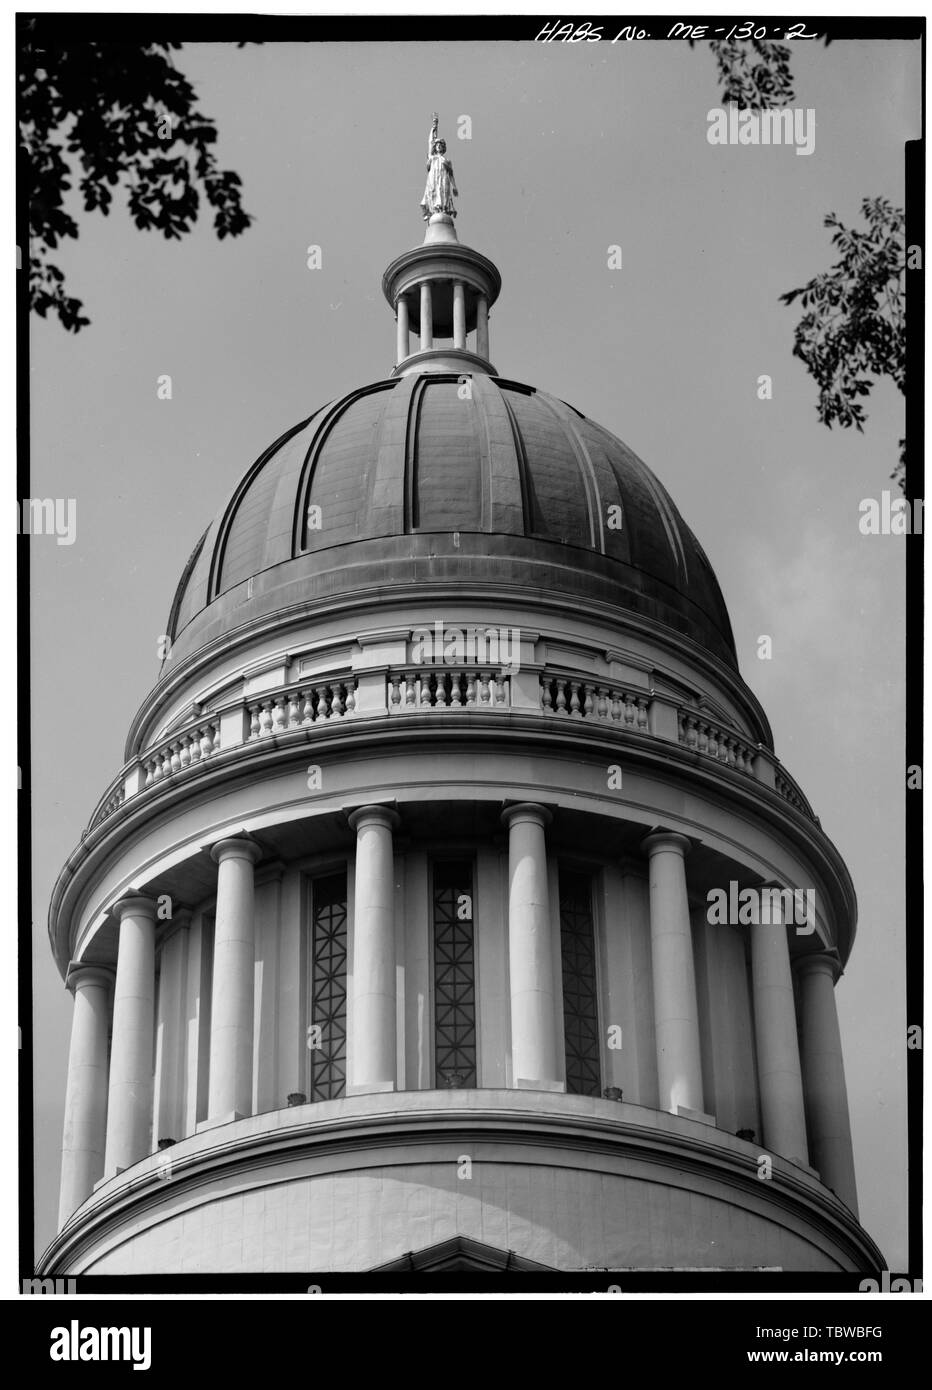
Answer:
420, 113, 458, 221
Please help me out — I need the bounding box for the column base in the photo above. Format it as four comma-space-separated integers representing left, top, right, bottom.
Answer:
675, 1104, 717, 1127
196, 1111, 247, 1133
346, 1081, 396, 1096
515, 1078, 566, 1093
94, 1167, 128, 1190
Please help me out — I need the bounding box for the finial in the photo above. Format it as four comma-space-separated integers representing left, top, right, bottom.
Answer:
419, 112, 458, 224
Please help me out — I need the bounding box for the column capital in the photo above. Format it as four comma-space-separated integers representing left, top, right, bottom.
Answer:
794, 949, 843, 983
501, 801, 552, 830
348, 804, 401, 834
112, 894, 159, 923
641, 830, 691, 858
210, 836, 263, 866
64, 961, 114, 995
155, 907, 194, 954
255, 859, 287, 887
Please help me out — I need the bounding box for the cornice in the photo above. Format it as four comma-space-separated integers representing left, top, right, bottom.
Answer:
49, 711, 857, 979
125, 581, 772, 761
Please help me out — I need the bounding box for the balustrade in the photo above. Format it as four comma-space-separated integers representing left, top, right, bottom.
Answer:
248, 681, 356, 740
542, 676, 648, 729
775, 769, 809, 814
388, 669, 511, 711
143, 720, 221, 787
677, 712, 756, 775
89, 783, 125, 830
84, 667, 818, 833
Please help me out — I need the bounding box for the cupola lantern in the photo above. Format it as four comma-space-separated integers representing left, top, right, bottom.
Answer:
382, 114, 502, 376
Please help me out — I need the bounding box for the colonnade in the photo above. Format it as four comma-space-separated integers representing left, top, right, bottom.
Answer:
58, 805, 859, 1227
395, 282, 490, 362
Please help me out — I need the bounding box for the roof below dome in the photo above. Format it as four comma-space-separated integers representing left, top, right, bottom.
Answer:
167, 373, 737, 668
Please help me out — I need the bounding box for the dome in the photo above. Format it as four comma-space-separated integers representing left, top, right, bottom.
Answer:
167, 371, 737, 668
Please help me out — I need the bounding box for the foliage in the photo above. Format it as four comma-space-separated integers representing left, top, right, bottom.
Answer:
780, 199, 907, 488
706, 38, 796, 109
696, 33, 832, 111
19, 36, 255, 330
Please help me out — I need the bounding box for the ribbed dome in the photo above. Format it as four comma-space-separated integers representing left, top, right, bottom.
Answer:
167, 372, 737, 667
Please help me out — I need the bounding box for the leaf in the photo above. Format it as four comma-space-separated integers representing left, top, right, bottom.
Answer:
780, 196, 905, 481
19, 36, 256, 330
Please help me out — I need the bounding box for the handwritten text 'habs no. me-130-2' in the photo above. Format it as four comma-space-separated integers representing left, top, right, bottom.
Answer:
534, 21, 821, 43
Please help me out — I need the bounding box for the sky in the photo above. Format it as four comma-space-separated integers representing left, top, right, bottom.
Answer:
27, 32, 919, 1268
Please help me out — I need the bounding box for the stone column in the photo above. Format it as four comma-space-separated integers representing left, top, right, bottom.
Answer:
59, 964, 113, 1224
476, 294, 489, 358
207, 838, 262, 1123
396, 296, 409, 364
420, 282, 433, 350
796, 952, 858, 1212
642, 833, 704, 1115
751, 890, 809, 1165
452, 280, 466, 349
153, 911, 191, 1148
348, 806, 400, 1093
502, 803, 560, 1089
104, 895, 157, 1175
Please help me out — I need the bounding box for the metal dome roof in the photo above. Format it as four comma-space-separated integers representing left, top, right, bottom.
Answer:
166, 371, 737, 668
